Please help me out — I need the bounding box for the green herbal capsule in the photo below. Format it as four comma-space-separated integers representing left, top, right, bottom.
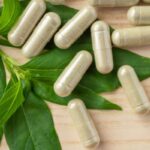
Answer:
8, 0, 46, 46
54, 51, 93, 97
54, 6, 97, 49
22, 12, 61, 58
68, 99, 100, 148
142, 0, 150, 3
112, 26, 150, 47
118, 65, 150, 113
88, 0, 139, 7
91, 21, 113, 74
127, 6, 150, 25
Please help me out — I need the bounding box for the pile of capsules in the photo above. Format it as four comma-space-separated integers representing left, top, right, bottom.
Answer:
7, 0, 150, 149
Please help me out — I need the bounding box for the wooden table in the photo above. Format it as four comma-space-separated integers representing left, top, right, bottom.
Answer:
1, 0, 150, 150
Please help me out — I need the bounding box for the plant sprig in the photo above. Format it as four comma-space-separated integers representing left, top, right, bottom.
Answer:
0, 0, 150, 149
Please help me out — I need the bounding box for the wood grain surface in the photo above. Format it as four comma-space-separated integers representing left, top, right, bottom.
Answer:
1, 0, 150, 150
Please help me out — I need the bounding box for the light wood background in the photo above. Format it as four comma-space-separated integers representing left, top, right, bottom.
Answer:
1, 0, 150, 150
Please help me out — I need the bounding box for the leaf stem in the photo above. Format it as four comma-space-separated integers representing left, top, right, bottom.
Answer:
0, 50, 31, 81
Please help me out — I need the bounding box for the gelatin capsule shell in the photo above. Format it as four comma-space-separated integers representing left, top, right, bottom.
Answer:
8, 0, 46, 46
68, 99, 100, 148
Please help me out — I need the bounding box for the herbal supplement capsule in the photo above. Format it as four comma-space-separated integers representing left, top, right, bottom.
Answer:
54, 51, 92, 97
22, 12, 61, 58
54, 6, 97, 49
142, 0, 150, 3
118, 65, 150, 113
88, 0, 139, 7
68, 99, 100, 148
8, 0, 46, 46
127, 6, 150, 25
112, 26, 150, 47
91, 21, 113, 74
45, 0, 65, 5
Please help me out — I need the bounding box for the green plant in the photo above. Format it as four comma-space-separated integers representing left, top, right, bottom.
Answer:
0, 0, 149, 149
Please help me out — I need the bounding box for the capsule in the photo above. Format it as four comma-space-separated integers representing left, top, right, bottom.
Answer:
68, 99, 100, 148
54, 6, 97, 49
45, 0, 65, 5
88, 0, 139, 7
118, 65, 150, 113
54, 51, 92, 97
91, 21, 113, 74
22, 13, 61, 58
112, 26, 150, 47
142, 0, 150, 3
8, 0, 46, 46
127, 6, 150, 25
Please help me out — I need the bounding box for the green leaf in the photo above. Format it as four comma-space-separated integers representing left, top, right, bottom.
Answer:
0, 56, 6, 98
22, 53, 121, 110
0, 80, 24, 127
113, 48, 150, 80
21, 48, 77, 70
20, 0, 30, 8
46, 2, 77, 25
5, 92, 61, 150
22, 46, 150, 94
32, 80, 121, 110
0, 0, 22, 36
79, 48, 150, 93
21, 2, 150, 110
0, 2, 139, 110
21, 3, 150, 93
0, 36, 12, 46
0, 56, 6, 143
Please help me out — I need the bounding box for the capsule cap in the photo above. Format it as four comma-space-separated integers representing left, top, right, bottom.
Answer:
68, 99, 84, 109
79, 50, 93, 63
84, 136, 100, 149
86, 5, 97, 18
45, 12, 61, 27
118, 65, 133, 78
35, 0, 46, 9
54, 83, 71, 97
112, 30, 122, 47
91, 21, 109, 32
135, 103, 150, 114
8, 32, 24, 47
127, 7, 140, 25
54, 33, 70, 49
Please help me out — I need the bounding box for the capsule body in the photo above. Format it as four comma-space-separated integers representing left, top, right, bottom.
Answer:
112, 26, 150, 47
45, 0, 65, 4
88, 0, 139, 7
22, 13, 61, 58
68, 99, 100, 148
8, 0, 46, 46
91, 21, 113, 74
54, 6, 97, 49
142, 0, 150, 3
127, 6, 150, 25
54, 51, 92, 97
118, 65, 150, 113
